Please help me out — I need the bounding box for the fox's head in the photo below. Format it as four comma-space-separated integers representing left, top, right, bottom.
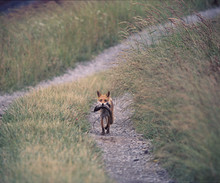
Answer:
97, 91, 110, 106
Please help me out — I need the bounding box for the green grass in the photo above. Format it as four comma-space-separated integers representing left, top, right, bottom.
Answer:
0, 0, 213, 93
0, 75, 112, 183
0, 0, 218, 182
110, 4, 220, 183
0, 1, 147, 93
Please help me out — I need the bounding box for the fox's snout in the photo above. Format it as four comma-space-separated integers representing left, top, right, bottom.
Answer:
98, 101, 107, 105
100, 102, 110, 107
99, 102, 109, 107
97, 91, 110, 106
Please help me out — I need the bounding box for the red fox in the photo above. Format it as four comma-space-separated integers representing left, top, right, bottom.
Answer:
95, 91, 114, 135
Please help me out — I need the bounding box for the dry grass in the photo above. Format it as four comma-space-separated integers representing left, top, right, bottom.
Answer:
0, 1, 217, 182
0, 75, 112, 183
0, 0, 212, 93
110, 1, 220, 182
0, 0, 147, 93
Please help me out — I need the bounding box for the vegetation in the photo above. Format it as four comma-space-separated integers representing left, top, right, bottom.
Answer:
0, 75, 112, 183
111, 1, 220, 182
0, 1, 147, 92
0, 0, 219, 183
0, 0, 213, 93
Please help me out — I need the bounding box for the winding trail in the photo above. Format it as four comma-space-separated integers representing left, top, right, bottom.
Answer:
1, 7, 220, 116
1, 7, 220, 182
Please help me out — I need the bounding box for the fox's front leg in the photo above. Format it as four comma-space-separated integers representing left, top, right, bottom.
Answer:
106, 117, 110, 134
101, 117, 105, 135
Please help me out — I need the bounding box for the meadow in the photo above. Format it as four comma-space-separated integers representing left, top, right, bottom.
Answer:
0, 0, 212, 93
0, 0, 148, 92
0, 0, 219, 182
0, 75, 112, 183
111, 3, 220, 182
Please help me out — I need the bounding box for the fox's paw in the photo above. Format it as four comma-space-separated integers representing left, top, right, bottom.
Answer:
101, 131, 105, 135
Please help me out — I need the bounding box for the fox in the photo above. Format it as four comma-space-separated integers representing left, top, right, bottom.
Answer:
96, 91, 114, 135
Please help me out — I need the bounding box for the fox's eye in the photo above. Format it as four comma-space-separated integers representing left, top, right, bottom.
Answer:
99, 99, 102, 102
104, 99, 107, 102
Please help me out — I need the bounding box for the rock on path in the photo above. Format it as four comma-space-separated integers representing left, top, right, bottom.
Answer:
89, 94, 172, 183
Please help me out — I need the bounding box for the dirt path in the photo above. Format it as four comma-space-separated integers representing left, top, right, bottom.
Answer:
0, 41, 127, 116
89, 94, 172, 183
0, 7, 220, 182
0, 7, 220, 117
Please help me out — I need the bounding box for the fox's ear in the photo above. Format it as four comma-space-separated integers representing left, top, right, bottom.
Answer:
106, 91, 110, 97
97, 91, 101, 97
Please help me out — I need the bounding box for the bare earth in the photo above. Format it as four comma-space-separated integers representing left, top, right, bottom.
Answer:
1, 7, 220, 183
89, 94, 172, 183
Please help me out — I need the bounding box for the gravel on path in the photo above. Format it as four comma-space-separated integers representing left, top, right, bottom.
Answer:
89, 94, 172, 183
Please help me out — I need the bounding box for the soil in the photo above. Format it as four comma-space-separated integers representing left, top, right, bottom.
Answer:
89, 94, 172, 183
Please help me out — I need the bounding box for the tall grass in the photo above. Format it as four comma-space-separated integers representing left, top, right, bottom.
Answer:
111, 1, 220, 182
0, 0, 213, 93
0, 1, 218, 182
0, 74, 112, 183
0, 1, 147, 93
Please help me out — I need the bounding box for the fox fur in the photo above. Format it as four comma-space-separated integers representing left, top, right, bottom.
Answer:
96, 91, 114, 135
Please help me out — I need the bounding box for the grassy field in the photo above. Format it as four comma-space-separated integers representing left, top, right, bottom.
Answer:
0, 0, 219, 183
110, 3, 220, 183
0, 0, 148, 93
0, 75, 112, 183
0, 0, 213, 93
